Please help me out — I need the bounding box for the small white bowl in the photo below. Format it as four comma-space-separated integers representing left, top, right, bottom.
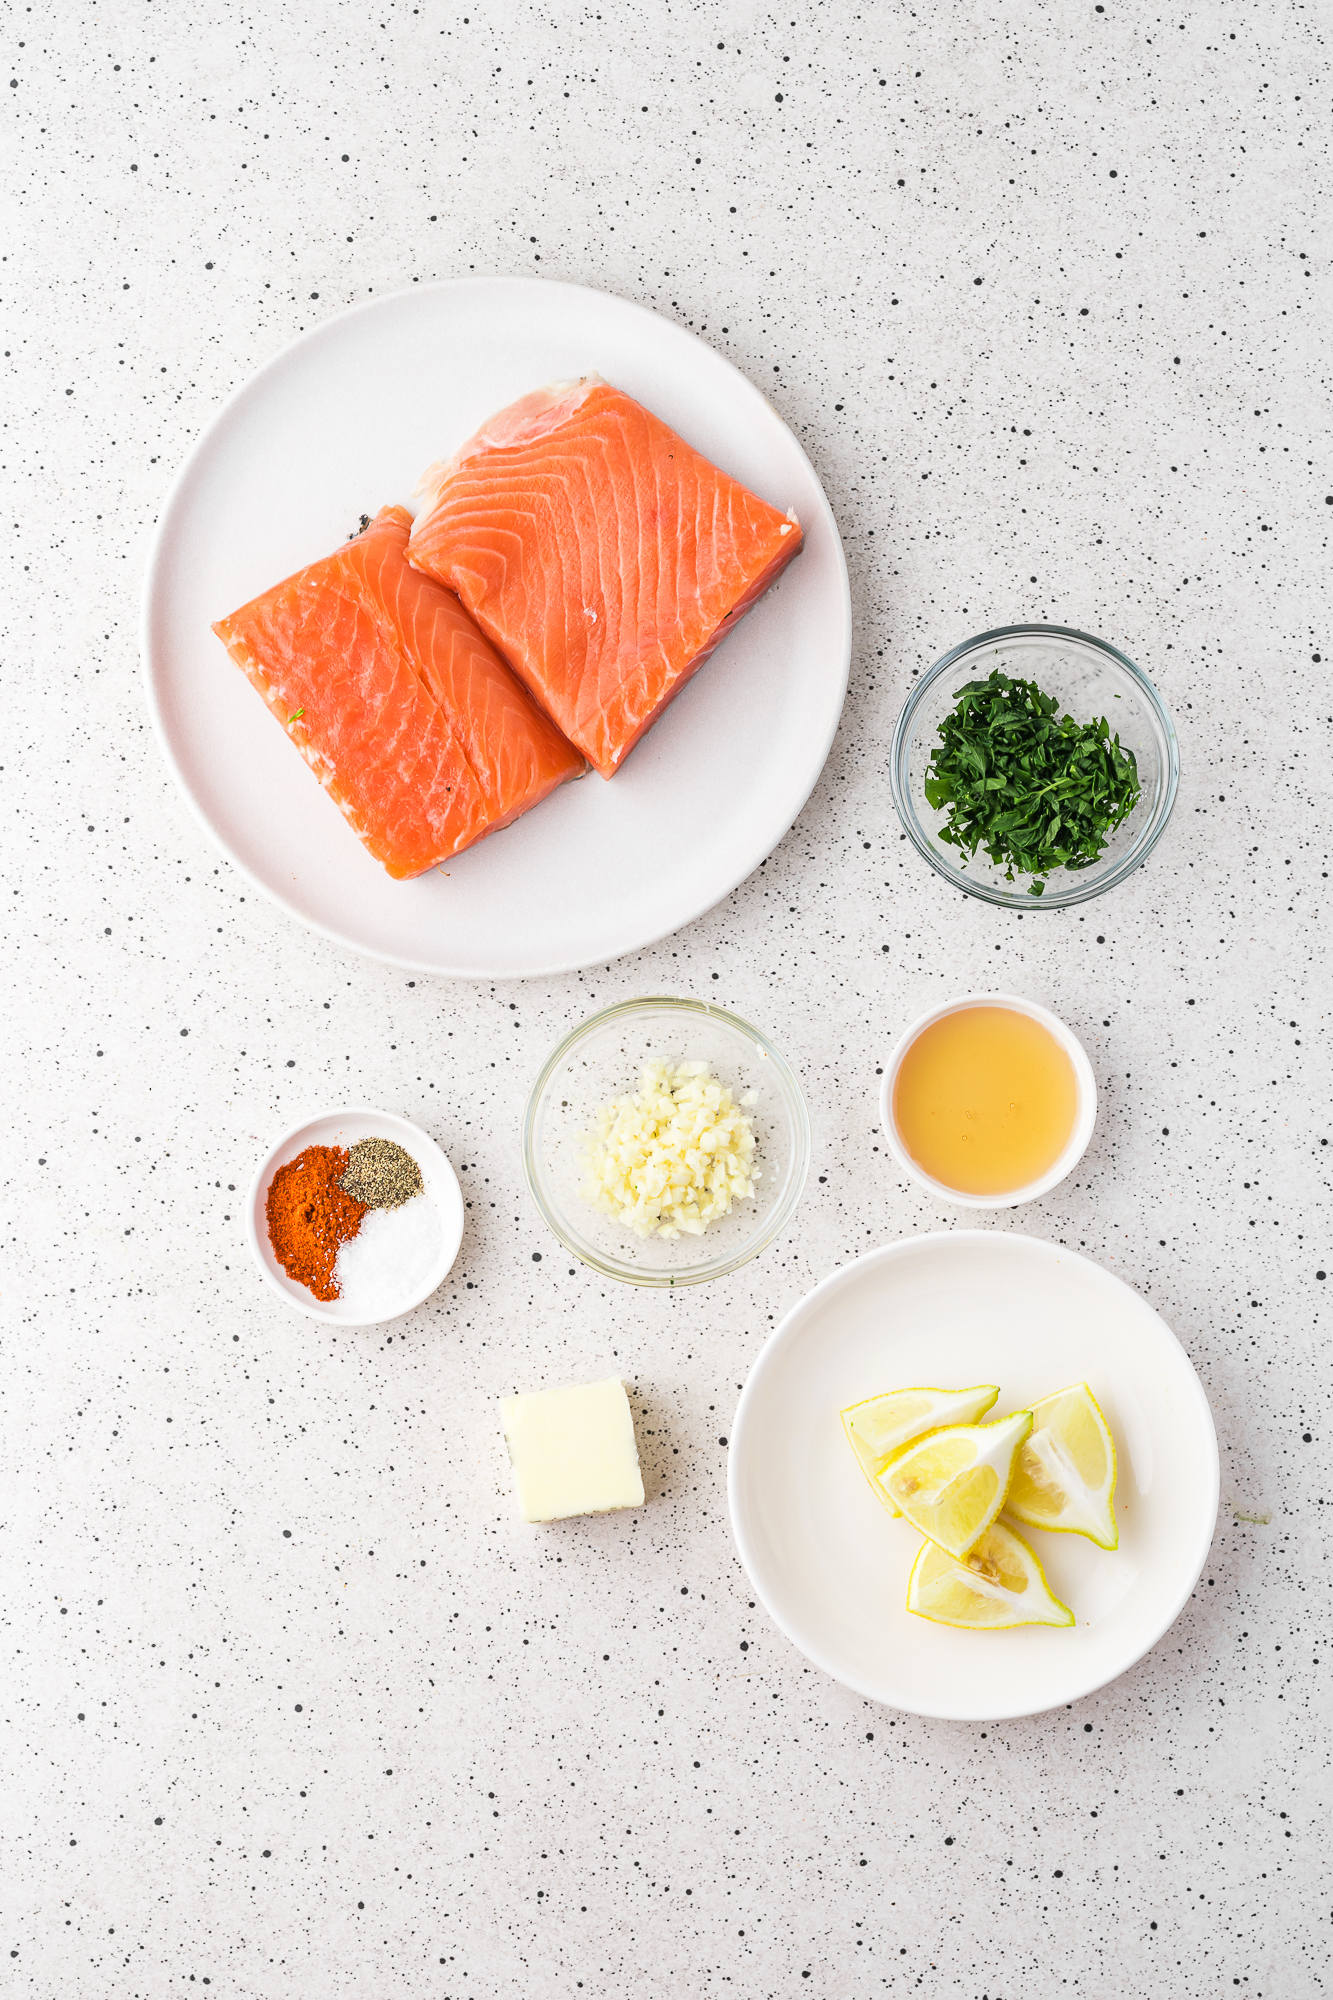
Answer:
879, 993, 1096, 1210
246, 1106, 465, 1324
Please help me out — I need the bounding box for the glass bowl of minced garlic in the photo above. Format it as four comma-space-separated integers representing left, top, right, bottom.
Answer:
523, 996, 811, 1286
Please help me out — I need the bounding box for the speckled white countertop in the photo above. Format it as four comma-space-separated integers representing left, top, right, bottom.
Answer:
3, 3, 1328, 1995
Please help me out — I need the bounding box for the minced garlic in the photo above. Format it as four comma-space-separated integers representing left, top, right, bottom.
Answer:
580, 1059, 759, 1239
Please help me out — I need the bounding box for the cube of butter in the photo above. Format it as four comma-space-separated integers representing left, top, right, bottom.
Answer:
499, 1377, 645, 1523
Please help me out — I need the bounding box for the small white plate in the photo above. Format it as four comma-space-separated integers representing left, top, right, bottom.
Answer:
246, 1107, 464, 1325
142, 277, 851, 978
728, 1232, 1218, 1720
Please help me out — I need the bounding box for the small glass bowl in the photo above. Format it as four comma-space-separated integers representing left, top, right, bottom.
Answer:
522, 997, 811, 1286
890, 624, 1179, 909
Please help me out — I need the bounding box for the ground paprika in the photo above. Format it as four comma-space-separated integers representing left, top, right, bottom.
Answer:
265, 1144, 366, 1301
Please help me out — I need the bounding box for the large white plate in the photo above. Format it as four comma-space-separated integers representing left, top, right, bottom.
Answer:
728, 1233, 1219, 1720
141, 279, 850, 978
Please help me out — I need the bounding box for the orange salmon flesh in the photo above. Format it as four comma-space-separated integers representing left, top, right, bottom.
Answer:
407, 378, 803, 780
212, 505, 585, 879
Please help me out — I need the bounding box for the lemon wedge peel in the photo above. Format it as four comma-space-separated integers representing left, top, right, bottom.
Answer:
906, 1520, 1075, 1631
878, 1409, 1032, 1560
841, 1384, 1000, 1517
1003, 1382, 1119, 1551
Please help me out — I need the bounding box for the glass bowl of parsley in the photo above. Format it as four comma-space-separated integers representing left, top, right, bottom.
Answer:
890, 624, 1179, 907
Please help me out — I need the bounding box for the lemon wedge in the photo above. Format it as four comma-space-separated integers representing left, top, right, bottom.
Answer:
907, 1519, 1075, 1630
841, 1384, 1000, 1515
1003, 1382, 1118, 1549
879, 1409, 1031, 1558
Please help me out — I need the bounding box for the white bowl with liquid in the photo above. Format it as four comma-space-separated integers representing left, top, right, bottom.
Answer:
879, 992, 1097, 1210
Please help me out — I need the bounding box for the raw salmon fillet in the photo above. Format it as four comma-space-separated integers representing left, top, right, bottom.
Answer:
212, 506, 585, 880
407, 377, 803, 779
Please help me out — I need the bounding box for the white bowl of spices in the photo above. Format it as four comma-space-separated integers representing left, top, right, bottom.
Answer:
246, 1107, 465, 1324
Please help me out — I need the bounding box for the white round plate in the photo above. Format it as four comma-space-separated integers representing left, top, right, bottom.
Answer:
142, 278, 850, 978
728, 1232, 1218, 1720
246, 1106, 464, 1325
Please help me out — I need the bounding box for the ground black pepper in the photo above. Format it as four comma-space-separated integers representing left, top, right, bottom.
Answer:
339, 1137, 423, 1210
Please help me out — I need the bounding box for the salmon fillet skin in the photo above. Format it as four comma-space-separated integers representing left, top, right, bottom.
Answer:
407, 378, 804, 780
212, 506, 585, 880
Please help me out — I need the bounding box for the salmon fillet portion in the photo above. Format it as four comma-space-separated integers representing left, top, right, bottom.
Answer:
407, 378, 804, 780
212, 506, 585, 880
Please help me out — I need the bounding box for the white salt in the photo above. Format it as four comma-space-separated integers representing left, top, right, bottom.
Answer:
335, 1194, 444, 1319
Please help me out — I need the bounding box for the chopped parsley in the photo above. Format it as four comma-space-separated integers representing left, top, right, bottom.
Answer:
924, 669, 1141, 896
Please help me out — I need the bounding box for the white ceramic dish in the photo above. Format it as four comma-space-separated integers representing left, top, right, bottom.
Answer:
728, 1232, 1218, 1721
246, 1107, 464, 1325
879, 992, 1097, 1209
142, 277, 851, 978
